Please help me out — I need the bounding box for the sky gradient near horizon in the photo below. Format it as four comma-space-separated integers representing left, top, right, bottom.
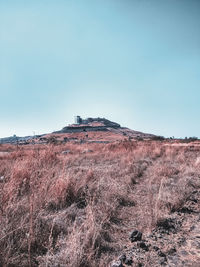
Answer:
0, 0, 200, 138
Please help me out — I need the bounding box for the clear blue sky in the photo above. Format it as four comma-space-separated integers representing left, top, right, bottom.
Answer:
0, 0, 200, 138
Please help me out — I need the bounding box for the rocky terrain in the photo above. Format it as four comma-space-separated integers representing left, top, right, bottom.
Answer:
111, 178, 200, 267
0, 139, 200, 266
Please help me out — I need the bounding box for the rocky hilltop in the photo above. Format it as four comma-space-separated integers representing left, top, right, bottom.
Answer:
54, 116, 121, 133
53, 116, 156, 140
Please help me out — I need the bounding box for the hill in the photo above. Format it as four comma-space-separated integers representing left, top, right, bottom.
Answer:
0, 117, 157, 145
53, 116, 156, 139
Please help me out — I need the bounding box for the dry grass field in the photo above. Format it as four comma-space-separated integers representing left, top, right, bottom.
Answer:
0, 140, 200, 266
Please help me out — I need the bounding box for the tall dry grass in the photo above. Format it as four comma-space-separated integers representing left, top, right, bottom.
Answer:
0, 140, 200, 266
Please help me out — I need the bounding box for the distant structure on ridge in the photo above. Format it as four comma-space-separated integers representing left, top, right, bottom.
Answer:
75, 115, 82, 124
55, 116, 121, 133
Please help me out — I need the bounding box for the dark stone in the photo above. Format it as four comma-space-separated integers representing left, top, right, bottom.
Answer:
129, 230, 142, 242
153, 246, 159, 251
179, 207, 193, 214
156, 218, 176, 233
125, 257, 133, 265
119, 254, 126, 263
138, 241, 149, 251
158, 250, 166, 259
159, 252, 167, 265
167, 247, 176, 255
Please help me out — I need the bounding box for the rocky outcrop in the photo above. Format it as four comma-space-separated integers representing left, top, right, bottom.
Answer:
80, 117, 121, 128
111, 189, 200, 266
129, 230, 142, 242
53, 117, 157, 140
54, 117, 121, 133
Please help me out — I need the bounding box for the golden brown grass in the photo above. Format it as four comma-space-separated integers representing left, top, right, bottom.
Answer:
0, 140, 200, 266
